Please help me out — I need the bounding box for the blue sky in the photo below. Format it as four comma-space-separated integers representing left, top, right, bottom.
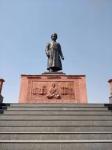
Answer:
0, 0, 112, 103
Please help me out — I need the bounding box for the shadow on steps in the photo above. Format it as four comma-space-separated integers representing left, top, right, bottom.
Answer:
0, 103, 10, 114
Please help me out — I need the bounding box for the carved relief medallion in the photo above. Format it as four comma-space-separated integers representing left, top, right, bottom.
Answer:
31, 81, 75, 100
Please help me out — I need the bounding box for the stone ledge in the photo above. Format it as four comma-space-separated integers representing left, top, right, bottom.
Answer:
0, 131, 112, 134
0, 140, 112, 143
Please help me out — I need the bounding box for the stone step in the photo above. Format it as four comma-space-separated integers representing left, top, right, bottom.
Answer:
8, 103, 105, 107
6, 107, 108, 111
9, 103, 112, 107
0, 120, 112, 127
0, 109, 3, 113
9, 103, 107, 107
0, 132, 112, 140
0, 126, 112, 132
0, 115, 112, 120
0, 140, 112, 150
3, 110, 112, 115
0, 103, 112, 150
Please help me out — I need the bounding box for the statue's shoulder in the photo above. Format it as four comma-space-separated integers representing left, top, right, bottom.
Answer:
57, 42, 61, 47
46, 42, 51, 47
46, 42, 50, 45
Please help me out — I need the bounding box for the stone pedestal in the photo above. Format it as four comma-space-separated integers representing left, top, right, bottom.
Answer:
109, 96, 112, 104
0, 95, 3, 103
108, 79, 112, 103
0, 79, 5, 103
19, 73, 87, 103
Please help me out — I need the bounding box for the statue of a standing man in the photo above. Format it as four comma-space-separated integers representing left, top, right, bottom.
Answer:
45, 33, 64, 72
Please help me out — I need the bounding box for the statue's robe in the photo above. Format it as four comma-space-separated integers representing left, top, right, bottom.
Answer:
45, 41, 64, 71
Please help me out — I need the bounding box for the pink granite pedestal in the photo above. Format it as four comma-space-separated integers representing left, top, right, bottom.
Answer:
19, 73, 87, 103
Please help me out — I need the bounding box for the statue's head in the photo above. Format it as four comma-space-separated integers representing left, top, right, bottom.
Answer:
51, 33, 57, 41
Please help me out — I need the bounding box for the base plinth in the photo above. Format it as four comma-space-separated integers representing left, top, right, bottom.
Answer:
19, 73, 87, 103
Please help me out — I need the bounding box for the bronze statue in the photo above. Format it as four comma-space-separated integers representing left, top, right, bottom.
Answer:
45, 33, 64, 72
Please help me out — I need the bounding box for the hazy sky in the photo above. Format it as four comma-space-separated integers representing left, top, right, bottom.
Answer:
0, 0, 112, 103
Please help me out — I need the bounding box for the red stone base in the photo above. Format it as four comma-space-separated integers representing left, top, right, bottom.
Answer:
19, 73, 87, 103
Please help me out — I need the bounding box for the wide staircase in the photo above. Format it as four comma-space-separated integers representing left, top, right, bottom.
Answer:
0, 103, 112, 150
